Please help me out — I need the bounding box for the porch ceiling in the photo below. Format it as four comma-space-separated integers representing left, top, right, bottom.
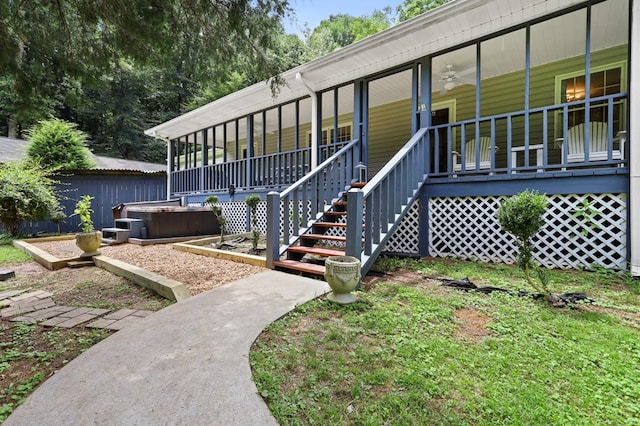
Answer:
146, 0, 626, 141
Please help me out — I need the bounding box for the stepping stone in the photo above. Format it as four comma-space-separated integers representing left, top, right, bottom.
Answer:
0, 270, 15, 281
1, 297, 56, 317
12, 306, 76, 322
87, 310, 154, 330
0, 289, 30, 300
102, 309, 137, 320
41, 307, 110, 328
68, 260, 95, 268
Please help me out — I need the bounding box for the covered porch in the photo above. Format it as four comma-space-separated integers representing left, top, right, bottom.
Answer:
146, 0, 635, 275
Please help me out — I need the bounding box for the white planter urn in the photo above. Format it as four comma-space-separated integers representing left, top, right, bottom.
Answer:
75, 231, 102, 256
324, 255, 361, 305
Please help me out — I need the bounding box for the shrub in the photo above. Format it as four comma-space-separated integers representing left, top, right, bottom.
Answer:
245, 195, 261, 252
0, 161, 60, 235
27, 118, 94, 170
205, 195, 226, 243
497, 190, 549, 294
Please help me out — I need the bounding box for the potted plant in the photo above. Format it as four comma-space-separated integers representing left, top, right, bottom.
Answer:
73, 195, 102, 256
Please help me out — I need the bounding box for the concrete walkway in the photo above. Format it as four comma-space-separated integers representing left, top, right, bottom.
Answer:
5, 271, 330, 426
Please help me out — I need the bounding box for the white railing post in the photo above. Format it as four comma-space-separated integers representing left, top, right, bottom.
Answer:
266, 191, 281, 269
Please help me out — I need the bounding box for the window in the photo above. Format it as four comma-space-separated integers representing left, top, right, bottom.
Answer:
555, 61, 626, 134
308, 123, 352, 145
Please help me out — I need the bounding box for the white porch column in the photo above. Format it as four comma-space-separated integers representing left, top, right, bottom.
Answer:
631, 0, 640, 276
296, 73, 318, 169
166, 138, 172, 201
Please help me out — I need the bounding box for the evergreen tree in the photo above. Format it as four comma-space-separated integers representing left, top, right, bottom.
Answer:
27, 119, 94, 170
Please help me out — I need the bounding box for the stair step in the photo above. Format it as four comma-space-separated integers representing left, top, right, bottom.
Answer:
350, 182, 367, 189
287, 246, 345, 258
313, 222, 347, 229
273, 260, 325, 275
323, 211, 347, 217
301, 234, 346, 243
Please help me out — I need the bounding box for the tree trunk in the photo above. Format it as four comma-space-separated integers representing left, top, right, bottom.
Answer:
7, 117, 17, 138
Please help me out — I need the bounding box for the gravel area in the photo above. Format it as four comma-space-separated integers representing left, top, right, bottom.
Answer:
30, 240, 267, 295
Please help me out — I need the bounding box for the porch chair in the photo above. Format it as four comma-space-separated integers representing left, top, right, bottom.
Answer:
554, 121, 625, 165
452, 136, 498, 172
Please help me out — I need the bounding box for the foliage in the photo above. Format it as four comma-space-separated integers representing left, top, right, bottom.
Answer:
245, 195, 262, 252
0, 0, 291, 137
50, 208, 67, 234
26, 118, 94, 170
0, 161, 60, 236
205, 195, 227, 243
572, 197, 601, 238
397, 0, 453, 22
251, 257, 640, 425
497, 190, 549, 294
302, 10, 392, 61
73, 195, 95, 233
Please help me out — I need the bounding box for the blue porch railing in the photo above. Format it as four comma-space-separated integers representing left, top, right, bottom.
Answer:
266, 139, 361, 268
428, 93, 627, 177
170, 141, 353, 195
345, 129, 430, 275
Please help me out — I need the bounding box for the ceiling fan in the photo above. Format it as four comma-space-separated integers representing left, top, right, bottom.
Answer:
439, 64, 476, 94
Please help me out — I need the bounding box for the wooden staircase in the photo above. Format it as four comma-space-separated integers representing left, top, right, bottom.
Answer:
272, 182, 365, 277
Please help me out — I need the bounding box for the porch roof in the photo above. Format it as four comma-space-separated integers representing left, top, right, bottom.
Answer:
145, 0, 588, 141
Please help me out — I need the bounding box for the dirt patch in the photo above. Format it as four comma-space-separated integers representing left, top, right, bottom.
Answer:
453, 307, 492, 344
30, 239, 268, 295
4, 261, 167, 311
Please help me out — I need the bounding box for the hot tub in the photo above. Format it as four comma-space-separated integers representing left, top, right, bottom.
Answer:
125, 206, 220, 239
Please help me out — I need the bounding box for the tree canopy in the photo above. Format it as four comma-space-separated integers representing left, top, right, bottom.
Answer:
302, 10, 393, 61
0, 0, 452, 162
397, 0, 452, 22
0, 0, 291, 138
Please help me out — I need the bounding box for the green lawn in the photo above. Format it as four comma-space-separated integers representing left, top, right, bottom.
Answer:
0, 244, 31, 265
250, 258, 640, 425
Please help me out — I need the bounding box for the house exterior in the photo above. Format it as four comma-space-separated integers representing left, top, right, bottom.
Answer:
146, 0, 639, 278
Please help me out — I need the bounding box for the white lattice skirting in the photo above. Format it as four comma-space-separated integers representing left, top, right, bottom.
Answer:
429, 193, 627, 270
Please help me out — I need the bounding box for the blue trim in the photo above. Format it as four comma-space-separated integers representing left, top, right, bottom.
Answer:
424, 172, 629, 198
419, 189, 430, 256
420, 58, 431, 129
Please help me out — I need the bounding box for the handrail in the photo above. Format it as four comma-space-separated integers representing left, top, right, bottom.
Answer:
346, 128, 431, 275
266, 139, 361, 268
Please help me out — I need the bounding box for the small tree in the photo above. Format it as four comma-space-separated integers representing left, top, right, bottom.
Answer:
205, 195, 226, 243
497, 190, 550, 295
0, 161, 60, 235
245, 194, 261, 252
27, 118, 94, 170
50, 208, 67, 234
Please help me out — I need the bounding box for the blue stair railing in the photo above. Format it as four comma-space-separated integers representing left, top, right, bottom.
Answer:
266, 139, 361, 268
345, 127, 430, 275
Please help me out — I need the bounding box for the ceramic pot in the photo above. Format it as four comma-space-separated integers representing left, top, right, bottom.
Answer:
75, 231, 102, 256
324, 255, 361, 304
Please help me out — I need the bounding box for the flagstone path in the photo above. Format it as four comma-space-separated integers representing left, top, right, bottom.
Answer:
0, 288, 154, 330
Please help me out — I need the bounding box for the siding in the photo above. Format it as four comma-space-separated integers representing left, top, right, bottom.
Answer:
4, 172, 167, 235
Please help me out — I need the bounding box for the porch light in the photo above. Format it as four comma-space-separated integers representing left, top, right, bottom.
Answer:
355, 162, 368, 183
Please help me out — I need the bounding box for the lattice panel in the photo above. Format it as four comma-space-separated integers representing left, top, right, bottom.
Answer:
218, 201, 248, 234
384, 200, 421, 254
429, 193, 627, 270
